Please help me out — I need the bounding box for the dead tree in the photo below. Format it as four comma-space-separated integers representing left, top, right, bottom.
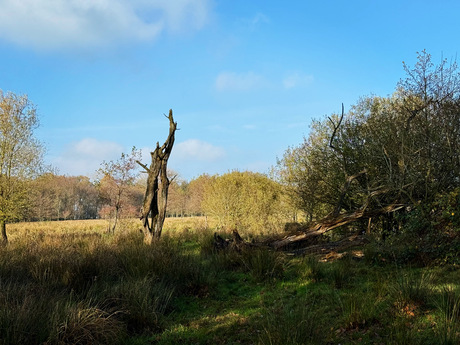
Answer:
137, 110, 177, 244
271, 203, 404, 250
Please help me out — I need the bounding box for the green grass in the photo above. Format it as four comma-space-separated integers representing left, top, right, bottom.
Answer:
1, 219, 460, 344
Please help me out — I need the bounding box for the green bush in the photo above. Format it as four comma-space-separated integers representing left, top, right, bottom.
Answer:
202, 171, 292, 235
365, 196, 460, 266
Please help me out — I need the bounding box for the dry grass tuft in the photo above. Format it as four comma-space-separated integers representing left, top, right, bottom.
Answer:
52, 302, 126, 345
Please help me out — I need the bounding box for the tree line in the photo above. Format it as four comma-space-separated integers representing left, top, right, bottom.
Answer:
21, 172, 209, 221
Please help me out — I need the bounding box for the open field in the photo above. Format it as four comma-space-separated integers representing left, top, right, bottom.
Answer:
6, 217, 215, 240
1, 218, 460, 344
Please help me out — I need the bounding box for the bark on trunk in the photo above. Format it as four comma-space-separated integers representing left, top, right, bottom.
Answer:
138, 110, 177, 243
0, 219, 7, 245
112, 206, 120, 234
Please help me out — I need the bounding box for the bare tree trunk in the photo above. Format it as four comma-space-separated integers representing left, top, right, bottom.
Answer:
0, 219, 7, 245
112, 206, 120, 234
154, 161, 170, 240
138, 110, 177, 244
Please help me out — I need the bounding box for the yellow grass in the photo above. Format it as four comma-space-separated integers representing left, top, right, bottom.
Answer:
6, 216, 218, 243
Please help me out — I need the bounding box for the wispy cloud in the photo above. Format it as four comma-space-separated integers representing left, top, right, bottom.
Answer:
238, 12, 269, 30
174, 139, 225, 161
0, 0, 211, 51
283, 71, 314, 89
249, 12, 270, 26
156, 0, 210, 33
215, 71, 266, 92
52, 138, 123, 176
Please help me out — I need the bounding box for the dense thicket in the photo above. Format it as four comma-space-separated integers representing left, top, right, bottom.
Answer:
277, 51, 460, 262
278, 51, 460, 218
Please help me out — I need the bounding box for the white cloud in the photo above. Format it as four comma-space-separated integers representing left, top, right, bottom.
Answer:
283, 72, 314, 89
152, 0, 210, 33
215, 71, 266, 92
0, 0, 211, 51
73, 138, 123, 158
52, 138, 123, 176
174, 139, 225, 161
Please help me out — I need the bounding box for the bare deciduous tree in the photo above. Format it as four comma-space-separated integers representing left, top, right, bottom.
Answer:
98, 147, 141, 233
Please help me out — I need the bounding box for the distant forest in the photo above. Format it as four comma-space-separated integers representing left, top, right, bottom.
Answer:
25, 172, 212, 222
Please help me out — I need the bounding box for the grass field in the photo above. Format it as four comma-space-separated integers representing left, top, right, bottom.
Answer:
1, 218, 460, 344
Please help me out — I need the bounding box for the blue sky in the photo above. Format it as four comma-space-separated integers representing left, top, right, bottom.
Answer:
1, 0, 459, 181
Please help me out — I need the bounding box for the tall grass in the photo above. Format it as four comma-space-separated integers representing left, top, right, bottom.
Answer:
327, 253, 355, 289
259, 295, 324, 345
434, 286, 460, 345
50, 300, 126, 345
2, 218, 460, 344
393, 269, 434, 308
299, 255, 326, 282
240, 247, 286, 282
0, 220, 214, 344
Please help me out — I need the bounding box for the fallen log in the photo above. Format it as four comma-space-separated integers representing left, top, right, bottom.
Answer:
272, 203, 404, 250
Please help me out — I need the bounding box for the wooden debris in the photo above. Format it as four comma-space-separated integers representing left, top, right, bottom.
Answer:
272, 203, 404, 250
213, 229, 248, 252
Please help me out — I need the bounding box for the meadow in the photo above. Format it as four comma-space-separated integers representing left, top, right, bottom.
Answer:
1, 218, 460, 345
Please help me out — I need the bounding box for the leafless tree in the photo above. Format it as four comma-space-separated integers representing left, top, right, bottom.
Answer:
137, 110, 177, 244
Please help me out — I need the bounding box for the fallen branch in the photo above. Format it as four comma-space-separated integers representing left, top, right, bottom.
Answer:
272, 203, 404, 250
